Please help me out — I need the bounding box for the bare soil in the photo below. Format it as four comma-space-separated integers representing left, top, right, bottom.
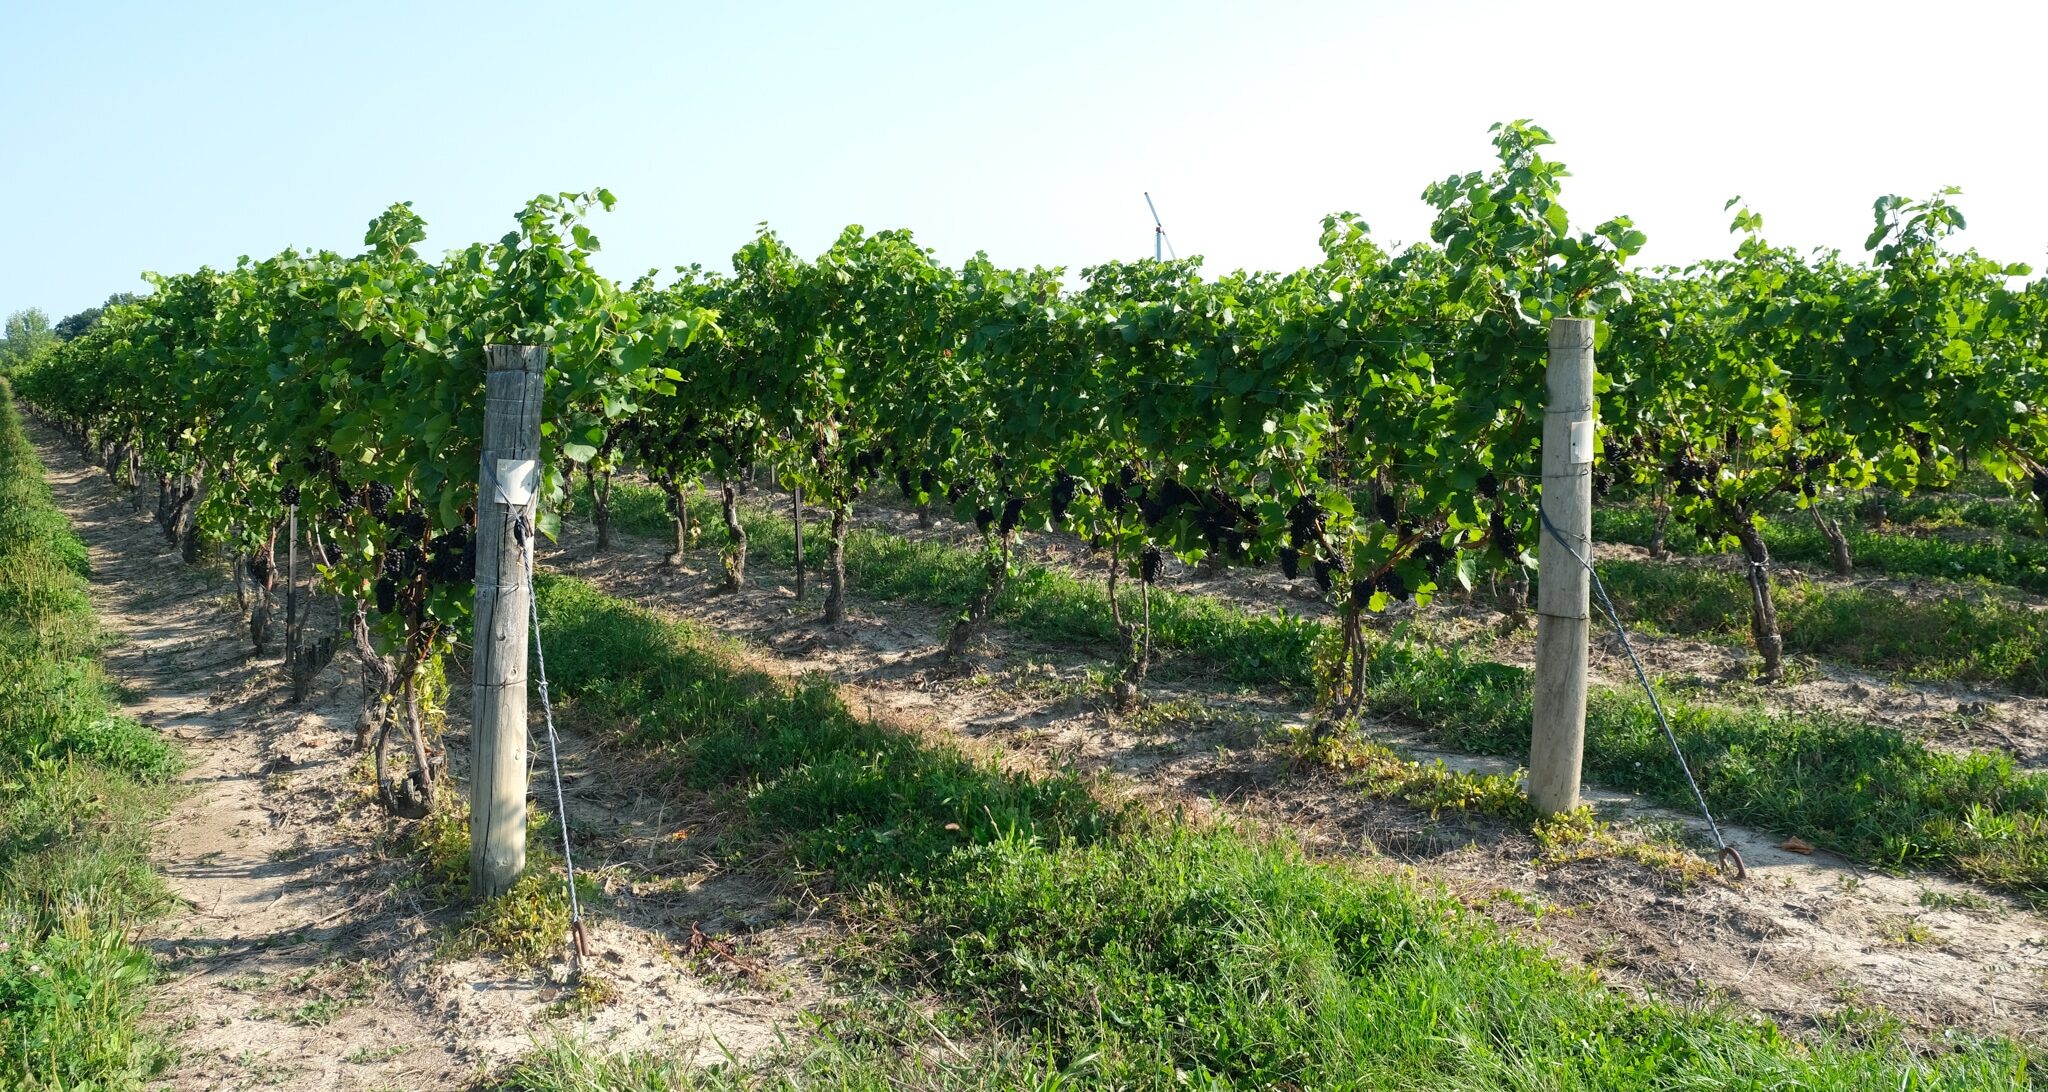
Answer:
29, 425, 824, 1090
546, 510, 2048, 1050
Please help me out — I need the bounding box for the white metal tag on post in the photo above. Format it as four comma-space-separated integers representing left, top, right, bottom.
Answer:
1529, 318, 1595, 816
495, 459, 537, 507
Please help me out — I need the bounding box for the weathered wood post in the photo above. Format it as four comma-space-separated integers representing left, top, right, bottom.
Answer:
1529, 318, 1595, 816
471, 345, 545, 897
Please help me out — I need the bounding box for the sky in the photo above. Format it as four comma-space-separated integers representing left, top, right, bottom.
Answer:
5, 0, 2045, 322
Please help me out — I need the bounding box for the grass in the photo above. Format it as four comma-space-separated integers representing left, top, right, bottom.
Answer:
578, 477, 2048, 903
1870, 491, 2048, 538
1595, 559, 2048, 695
1347, 639, 2048, 903
1594, 502, 2048, 596
0, 381, 181, 1090
399, 787, 598, 972
493, 572, 2041, 1089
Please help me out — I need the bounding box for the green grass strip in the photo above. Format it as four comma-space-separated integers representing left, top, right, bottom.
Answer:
1594, 505, 2048, 596
580, 478, 2048, 903
1351, 643, 2048, 902
0, 382, 180, 1090
1595, 559, 2048, 696
514, 572, 2039, 1089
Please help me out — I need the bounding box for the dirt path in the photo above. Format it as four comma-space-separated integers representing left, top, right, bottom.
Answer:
28, 425, 820, 1090
544, 516, 2048, 1051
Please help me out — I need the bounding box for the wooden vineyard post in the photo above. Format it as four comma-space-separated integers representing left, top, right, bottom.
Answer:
471, 345, 546, 898
1529, 318, 1595, 816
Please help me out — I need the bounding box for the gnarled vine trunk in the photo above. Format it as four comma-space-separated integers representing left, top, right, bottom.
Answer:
944, 532, 1012, 664
351, 600, 397, 751
1810, 506, 1853, 576
1342, 598, 1368, 714
178, 471, 208, 564
1732, 516, 1785, 683
720, 479, 747, 590
659, 477, 689, 566
246, 527, 278, 653
823, 504, 849, 624
154, 475, 176, 539
1107, 544, 1149, 710
588, 464, 614, 553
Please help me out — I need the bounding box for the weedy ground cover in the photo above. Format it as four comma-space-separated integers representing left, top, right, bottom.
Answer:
1596, 559, 2048, 695
1594, 503, 2048, 596
0, 383, 180, 1090
491, 573, 2040, 1090
578, 479, 2048, 904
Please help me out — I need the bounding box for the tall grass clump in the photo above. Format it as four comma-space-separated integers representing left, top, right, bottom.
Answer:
0, 382, 179, 1090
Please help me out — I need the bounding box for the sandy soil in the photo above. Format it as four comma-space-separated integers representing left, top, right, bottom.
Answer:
29, 424, 823, 1091
544, 509, 2048, 1050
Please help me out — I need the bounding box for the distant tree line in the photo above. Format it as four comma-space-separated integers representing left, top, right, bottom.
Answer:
1, 292, 143, 372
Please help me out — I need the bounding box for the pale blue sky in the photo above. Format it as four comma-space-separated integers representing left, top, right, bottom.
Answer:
5, 0, 2044, 322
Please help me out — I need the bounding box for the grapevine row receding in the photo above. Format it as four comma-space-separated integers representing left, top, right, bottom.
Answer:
15, 123, 2047, 816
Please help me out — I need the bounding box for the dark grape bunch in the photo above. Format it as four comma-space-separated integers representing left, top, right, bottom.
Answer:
1381, 568, 1409, 601
1278, 546, 1301, 579
382, 507, 427, 540
896, 468, 917, 500
1193, 488, 1254, 557
1311, 556, 1340, 594
1101, 465, 1140, 515
1476, 472, 1501, 500
999, 496, 1024, 535
368, 520, 476, 615
1488, 505, 1521, 557
850, 444, 885, 480
1140, 544, 1162, 584
425, 532, 475, 584
1048, 472, 1077, 521
1373, 492, 1399, 527
280, 484, 301, 507
974, 506, 995, 534
363, 481, 396, 517
1603, 434, 1645, 469
1664, 452, 1716, 498
1414, 540, 1454, 583
1138, 478, 1198, 528
2033, 468, 2048, 520
1351, 567, 1413, 607
1349, 577, 1372, 607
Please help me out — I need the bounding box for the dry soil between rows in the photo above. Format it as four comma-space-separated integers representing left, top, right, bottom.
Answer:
28, 424, 822, 1091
